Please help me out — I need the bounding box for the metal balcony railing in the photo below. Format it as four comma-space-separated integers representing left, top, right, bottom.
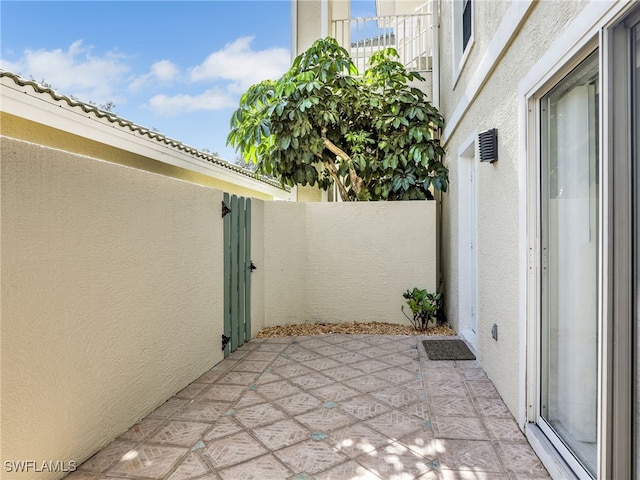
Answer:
332, 1, 434, 74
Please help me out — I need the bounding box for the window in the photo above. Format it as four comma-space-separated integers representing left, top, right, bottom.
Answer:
462, 0, 472, 51
452, 0, 474, 83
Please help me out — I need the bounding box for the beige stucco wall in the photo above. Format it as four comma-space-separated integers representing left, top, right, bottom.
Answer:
250, 198, 266, 334
438, 0, 588, 415
1, 137, 224, 478
296, 184, 325, 202
295, 0, 350, 55
0, 112, 282, 201
263, 201, 310, 326
262, 200, 437, 328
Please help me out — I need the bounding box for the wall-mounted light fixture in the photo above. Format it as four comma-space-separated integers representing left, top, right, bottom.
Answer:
479, 128, 498, 163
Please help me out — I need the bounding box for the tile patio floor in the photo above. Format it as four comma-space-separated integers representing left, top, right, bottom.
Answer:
65, 334, 550, 480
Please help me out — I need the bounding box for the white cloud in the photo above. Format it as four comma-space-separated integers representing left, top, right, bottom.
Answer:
129, 59, 179, 91
2, 40, 129, 104
147, 88, 237, 116
152, 60, 178, 81
190, 36, 290, 90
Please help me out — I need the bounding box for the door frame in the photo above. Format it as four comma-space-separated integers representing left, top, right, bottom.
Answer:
457, 132, 479, 350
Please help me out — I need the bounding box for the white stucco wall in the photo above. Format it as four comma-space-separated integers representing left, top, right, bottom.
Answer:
262, 201, 437, 328
438, 0, 589, 416
263, 201, 309, 326
1, 138, 223, 478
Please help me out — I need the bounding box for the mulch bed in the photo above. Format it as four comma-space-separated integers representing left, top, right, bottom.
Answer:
255, 321, 456, 338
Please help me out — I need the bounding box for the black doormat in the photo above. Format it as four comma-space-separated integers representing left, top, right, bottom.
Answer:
422, 339, 476, 361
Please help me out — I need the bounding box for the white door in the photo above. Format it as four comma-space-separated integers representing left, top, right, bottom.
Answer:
458, 141, 478, 347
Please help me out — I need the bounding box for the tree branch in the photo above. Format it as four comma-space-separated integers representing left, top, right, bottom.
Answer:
320, 127, 364, 198
314, 152, 350, 201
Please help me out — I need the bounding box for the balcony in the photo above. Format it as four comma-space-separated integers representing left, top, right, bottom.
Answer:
332, 1, 435, 75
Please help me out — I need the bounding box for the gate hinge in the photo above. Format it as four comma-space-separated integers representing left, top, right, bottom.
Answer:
221, 201, 231, 218
249, 261, 257, 272
221, 334, 231, 351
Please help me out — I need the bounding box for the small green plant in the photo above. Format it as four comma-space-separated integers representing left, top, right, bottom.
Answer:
401, 288, 442, 331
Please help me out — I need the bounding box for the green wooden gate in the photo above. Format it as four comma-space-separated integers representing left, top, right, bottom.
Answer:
222, 193, 253, 357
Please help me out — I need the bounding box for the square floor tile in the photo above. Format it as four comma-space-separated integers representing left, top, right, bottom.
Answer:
329, 424, 392, 458
426, 381, 467, 397
216, 371, 260, 385
256, 371, 284, 384
348, 375, 393, 393
302, 357, 343, 371
255, 380, 303, 400
106, 444, 188, 479
147, 421, 210, 447
148, 398, 191, 419
273, 363, 317, 379
396, 430, 438, 458
203, 416, 243, 441
166, 452, 211, 480
373, 367, 421, 384
365, 411, 427, 439
275, 440, 348, 475
218, 454, 293, 480
496, 442, 549, 476
400, 402, 431, 421
465, 379, 500, 398
201, 431, 268, 469
273, 392, 323, 415
432, 416, 489, 440
77, 441, 137, 473
484, 418, 526, 442
295, 407, 356, 432
315, 460, 383, 480
310, 383, 361, 402
356, 441, 436, 480
234, 402, 287, 429
429, 396, 477, 417
117, 417, 167, 442
245, 351, 280, 362
175, 383, 210, 399
321, 365, 366, 382
231, 360, 270, 373
436, 439, 504, 473
440, 470, 510, 480
173, 400, 231, 423
351, 359, 392, 374
340, 396, 392, 420
199, 384, 245, 402
473, 397, 511, 418
290, 372, 334, 389
331, 351, 369, 364
370, 386, 419, 408
313, 345, 350, 357
253, 419, 310, 449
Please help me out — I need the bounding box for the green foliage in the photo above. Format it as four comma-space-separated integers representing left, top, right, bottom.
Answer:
227, 37, 448, 201
401, 288, 442, 331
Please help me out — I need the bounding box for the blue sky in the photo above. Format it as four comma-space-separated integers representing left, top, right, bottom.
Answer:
1, 1, 377, 162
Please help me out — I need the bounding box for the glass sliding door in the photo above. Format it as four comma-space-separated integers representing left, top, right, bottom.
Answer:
540, 51, 599, 478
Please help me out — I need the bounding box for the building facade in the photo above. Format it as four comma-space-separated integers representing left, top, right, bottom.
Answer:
294, 0, 640, 478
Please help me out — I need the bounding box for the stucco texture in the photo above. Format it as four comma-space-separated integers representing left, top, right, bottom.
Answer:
1, 138, 223, 478
262, 201, 437, 328
439, 0, 589, 416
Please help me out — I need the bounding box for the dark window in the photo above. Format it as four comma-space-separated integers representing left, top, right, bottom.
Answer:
462, 0, 472, 51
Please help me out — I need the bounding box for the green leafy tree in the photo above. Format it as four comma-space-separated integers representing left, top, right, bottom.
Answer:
227, 37, 447, 201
